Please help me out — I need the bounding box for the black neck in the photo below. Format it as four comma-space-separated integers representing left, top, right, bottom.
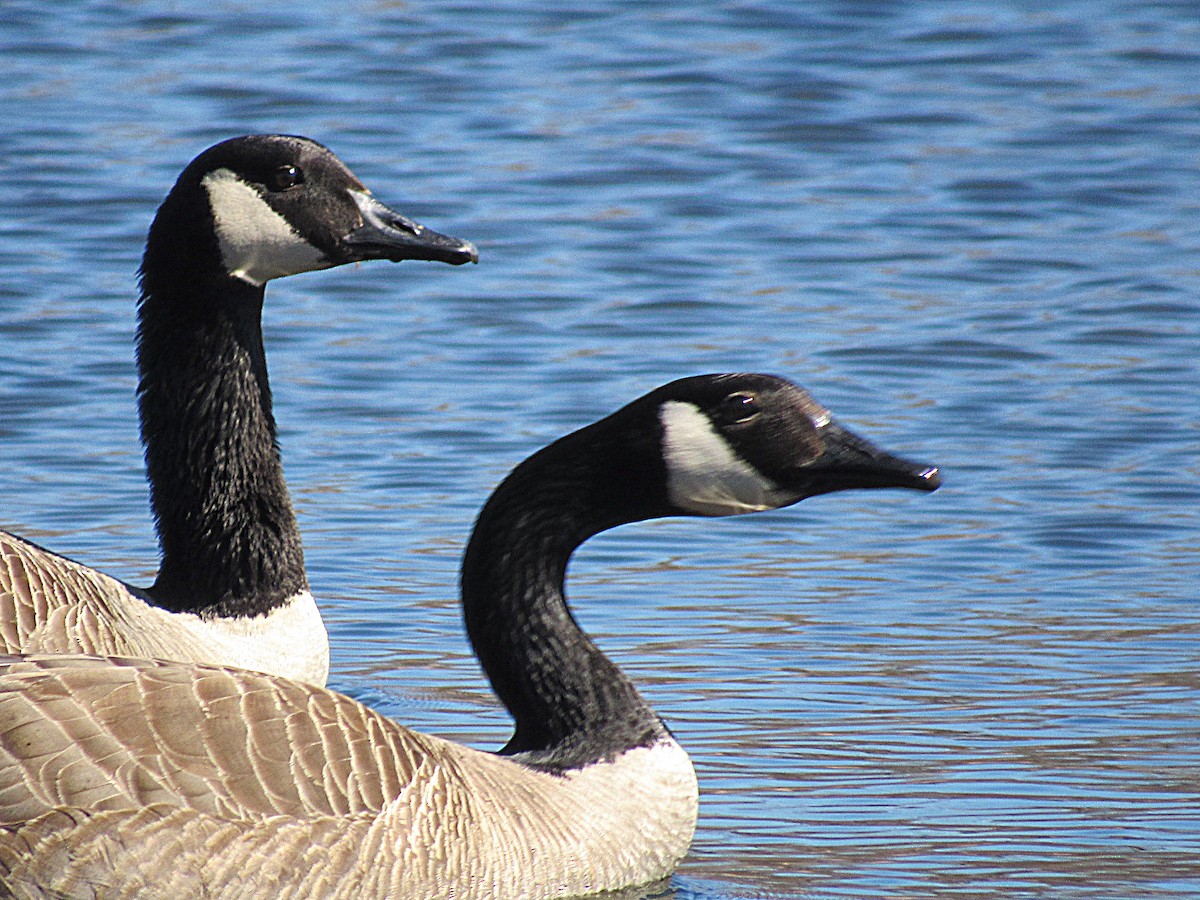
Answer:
136, 270, 307, 618
461, 417, 673, 771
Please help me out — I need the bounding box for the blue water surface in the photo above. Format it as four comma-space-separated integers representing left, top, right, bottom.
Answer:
1, 2, 1197, 897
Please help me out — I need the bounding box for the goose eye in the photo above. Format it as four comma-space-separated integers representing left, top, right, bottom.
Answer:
268, 165, 305, 191
718, 392, 761, 424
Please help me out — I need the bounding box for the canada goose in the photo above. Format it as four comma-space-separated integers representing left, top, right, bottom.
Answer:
0, 135, 477, 687
0, 373, 939, 899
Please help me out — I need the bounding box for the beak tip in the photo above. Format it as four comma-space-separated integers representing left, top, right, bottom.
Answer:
440, 240, 478, 266
916, 466, 942, 491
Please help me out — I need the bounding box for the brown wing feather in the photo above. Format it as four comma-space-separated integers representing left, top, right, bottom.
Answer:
0, 656, 427, 824
0, 804, 377, 899
0, 533, 148, 658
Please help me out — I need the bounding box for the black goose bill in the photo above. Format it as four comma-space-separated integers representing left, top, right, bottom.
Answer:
342, 191, 479, 266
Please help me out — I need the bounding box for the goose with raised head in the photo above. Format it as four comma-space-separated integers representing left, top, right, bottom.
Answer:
0, 135, 478, 687
0, 374, 939, 899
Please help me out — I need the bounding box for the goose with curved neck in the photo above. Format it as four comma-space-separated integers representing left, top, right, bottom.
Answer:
0, 135, 477, 685
0, 374, 939, 898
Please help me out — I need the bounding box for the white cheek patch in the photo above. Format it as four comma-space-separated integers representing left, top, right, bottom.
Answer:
202, 168, 330, 286
659, 401, 791, 516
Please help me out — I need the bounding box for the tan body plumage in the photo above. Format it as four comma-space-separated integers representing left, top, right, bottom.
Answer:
0, 656, 697, 899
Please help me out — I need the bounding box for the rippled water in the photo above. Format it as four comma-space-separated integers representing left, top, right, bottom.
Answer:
1, 2, 1198, 897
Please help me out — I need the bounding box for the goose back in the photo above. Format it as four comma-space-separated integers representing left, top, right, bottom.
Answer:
0, 534, 328, 685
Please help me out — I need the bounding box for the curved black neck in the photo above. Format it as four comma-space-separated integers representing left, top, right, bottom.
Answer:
136, 270, 307, 618
461, 418, 673, 771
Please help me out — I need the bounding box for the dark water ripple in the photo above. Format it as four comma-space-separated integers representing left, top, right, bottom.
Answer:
2, 1, 1199, 897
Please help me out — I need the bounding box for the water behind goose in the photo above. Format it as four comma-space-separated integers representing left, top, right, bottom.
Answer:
1, 2, 1197, 897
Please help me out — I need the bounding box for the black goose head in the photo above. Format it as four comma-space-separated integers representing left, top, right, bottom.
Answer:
645, 373, 941, 517
493, 373, 942, 546
142, 134, 477, 290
